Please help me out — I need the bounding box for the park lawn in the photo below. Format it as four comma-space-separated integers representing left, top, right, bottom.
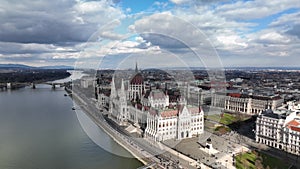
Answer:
206, 113, 251, 125
206, 113, 237, 125
214, 125, 231, 135
235, 151, 290, 169
235, 151, 257, 169
205, 114, 221, 122
220, 113, 237, 125
204, 121, 217, 133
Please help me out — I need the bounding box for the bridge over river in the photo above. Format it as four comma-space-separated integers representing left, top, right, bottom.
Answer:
0, 81, 71, 90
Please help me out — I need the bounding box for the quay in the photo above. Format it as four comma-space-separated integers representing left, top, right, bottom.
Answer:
69, 88, 162, 168
137, 162, 156, 169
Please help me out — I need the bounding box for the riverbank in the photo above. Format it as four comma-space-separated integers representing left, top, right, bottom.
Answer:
69, 88, 155, 167
0, 84, 142, 169
0, 69, 70, 84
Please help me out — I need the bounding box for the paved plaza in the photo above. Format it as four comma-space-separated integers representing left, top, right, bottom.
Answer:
163, 131, 249, 169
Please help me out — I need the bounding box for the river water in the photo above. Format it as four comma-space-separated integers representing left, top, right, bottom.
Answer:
0, 84, 142, 169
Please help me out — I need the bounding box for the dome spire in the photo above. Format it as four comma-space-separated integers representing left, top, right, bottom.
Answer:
135, 61, 138, 73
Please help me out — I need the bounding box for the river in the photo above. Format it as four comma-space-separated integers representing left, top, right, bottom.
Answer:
0, 84, 142, 169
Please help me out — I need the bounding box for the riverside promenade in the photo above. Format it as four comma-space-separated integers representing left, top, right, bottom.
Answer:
70, 88, 161, 167
69, 87, 211, 169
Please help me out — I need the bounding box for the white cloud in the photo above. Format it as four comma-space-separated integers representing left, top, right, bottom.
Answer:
102, 40, 161, 56
0, 0, 126, 66
163, 2, 300, 66
270, 11, 300, 27
216, 35, 248, 50
215, 0, 300, 20
99, 31, 126, 40
269, 11, 300, 39
258, 31, 291, 44
168, 7, 254, 51
97, 20, 127, 40
0, 0, 299, 67
126, 8, 131, 13
132, 12, 212, 48
76, 39, 161, 61
135, 36, 145, 43
169, 0, 189, 5
73, 0, 124, 25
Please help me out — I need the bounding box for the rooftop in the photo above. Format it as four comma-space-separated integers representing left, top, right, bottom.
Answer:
130, 73, 143, 85
261, 109, 287, 119
149, 90, 167, 100
226, 93, 282, 100
161, 109, 178, 118
286, 119, 300, 132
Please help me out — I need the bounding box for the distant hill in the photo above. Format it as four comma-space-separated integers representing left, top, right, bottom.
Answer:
0, 64, 34, 69
38, 65, 74, 70
224, 67, 300, 70
143, 66, 300, 71
0, 64, 73, 70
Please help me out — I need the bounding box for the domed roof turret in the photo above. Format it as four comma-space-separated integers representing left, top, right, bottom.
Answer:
130, 73, 143, 85
130, 62, 143, 85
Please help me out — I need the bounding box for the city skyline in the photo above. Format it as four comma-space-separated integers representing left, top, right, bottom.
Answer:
0, 0, 300, 68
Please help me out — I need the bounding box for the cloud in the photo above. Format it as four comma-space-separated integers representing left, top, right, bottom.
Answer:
168, 7, 255, 51
216, 35, 248, 50
270, 11, 300, 28
169, 0, 189, 5
129, 12, 227, 68
0, 41, 81, 66
132, 12, 212, 49
215, 0, 300, 20
269, 12, 300, 39
0, 0, 124, 66
0, 0, 299, 67
0, 0, 123, 44
286, 24, 300, 38
169, 0, 227, 5
97, 20, 127, 40
166, 2, 300, 67
107, 40, 160, 55
253, 31, 292, 44
124, 9, 297, 67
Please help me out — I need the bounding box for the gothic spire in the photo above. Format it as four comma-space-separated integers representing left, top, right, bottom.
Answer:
135, 61, 138, 73
110, 76, 116, 98
121, 78, 125, 91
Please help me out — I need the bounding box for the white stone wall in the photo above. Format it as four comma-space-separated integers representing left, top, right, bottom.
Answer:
283, 128, 300, 155
177, 106, 192, 140
149, 95, 169, 108
145, 106, 204, 142
190, 114, 204, 136
157, 117, 178, 141
213, 94, 283, 115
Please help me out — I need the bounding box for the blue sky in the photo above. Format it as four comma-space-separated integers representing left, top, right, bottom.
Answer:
119, 0, 162, 13
0, 0, 299, 67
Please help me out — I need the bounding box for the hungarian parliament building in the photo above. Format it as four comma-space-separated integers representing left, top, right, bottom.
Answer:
106, 66, 204, 142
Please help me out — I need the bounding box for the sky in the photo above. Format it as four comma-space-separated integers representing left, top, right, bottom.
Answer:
0, 0, 300, 68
